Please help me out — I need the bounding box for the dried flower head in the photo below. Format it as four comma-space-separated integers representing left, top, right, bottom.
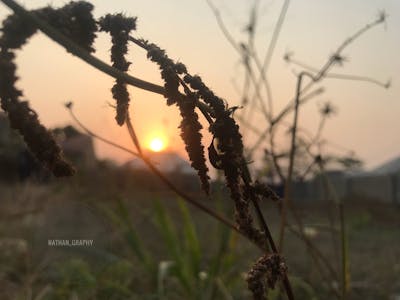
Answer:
178, 94, 210, 193
144, 41, 210, 194
0, 13, 37, 49
0, 50, 74, 177
99, 14, 137, 125
0, 2, 98, 177
37, 1, 97, 53
319, 101, 337, 117
184, 73, 268, 247
330, 53, 347, 66
246, 254, 287, 300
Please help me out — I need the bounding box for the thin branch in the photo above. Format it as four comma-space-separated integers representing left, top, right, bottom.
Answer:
278, 72, 307, 250
66, 104, 243, 238
248, 87, 324, 155
0, 0, 163, 93
0, 0, 216, 116
267, 13, 387, 187
205, 0, 241, 53
246, 0, 291, 123
246, 0, 290, 123
66, 103, 140, 158
324, 73, 390, 88
206, 0, 275, 124
287, 57, 390, 88
262, 0, 291, 72
317, 161, 350, 299
273, 12, 386, 126
126, 113, 143, 155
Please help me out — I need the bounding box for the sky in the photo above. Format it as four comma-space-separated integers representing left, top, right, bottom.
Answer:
0, 0, 399, 171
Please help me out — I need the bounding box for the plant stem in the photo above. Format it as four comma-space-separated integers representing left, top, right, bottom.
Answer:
278, 73, 304, 250
0, 0, 215, 114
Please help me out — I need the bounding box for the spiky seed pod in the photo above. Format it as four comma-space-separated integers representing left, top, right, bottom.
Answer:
182, 75, 245, 179
252, 181, 280, 202
146, 43, 181, 105
0, 1, 97, 51
210, 113, 268, 248
246, 254, 287, 300
37, 1, 97, 53
184, 74, 267, 246
179, 94, 210, 194
145, 42, 210, 194
0, 1, 102, 177
183, 74, 225, 116
0, 50, 74, 177
0, 14, 37, 49
98, 14, 137, 125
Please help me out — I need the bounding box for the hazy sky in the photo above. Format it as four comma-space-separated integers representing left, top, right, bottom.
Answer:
0, 0, 399, 170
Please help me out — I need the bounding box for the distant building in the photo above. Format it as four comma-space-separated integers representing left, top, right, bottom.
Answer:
53, 125, 97, 169
0, 113, 34, 181
122, 151, 200, 192
347, 156, 400, 204
291, 157, 400, 205
370, 156, 400, 175
0, 113, 97, 181
124, 151, 196, 175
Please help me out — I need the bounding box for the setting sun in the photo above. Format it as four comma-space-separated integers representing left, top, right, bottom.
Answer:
149, 137, 166, 152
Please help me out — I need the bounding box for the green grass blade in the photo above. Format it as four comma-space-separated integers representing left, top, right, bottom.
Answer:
153, 199, 192, 293
95, 198, 152, 271
178, 199, 201, 277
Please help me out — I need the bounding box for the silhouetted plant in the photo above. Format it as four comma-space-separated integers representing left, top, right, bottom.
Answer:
0, 1, 291, 299
247, 253, 287, 300
98, 14, 137, 125
142, 40, 210, 194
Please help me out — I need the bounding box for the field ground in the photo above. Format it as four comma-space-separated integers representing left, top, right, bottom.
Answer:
0, 175, 399, 299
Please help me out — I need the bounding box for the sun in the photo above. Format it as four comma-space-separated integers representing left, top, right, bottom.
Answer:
149, 137, 166, 152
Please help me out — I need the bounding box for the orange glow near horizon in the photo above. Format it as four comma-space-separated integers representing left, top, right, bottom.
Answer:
148, 137, 166, 152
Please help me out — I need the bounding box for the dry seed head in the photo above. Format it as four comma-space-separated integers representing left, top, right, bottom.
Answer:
99, 14, 137, 125
144, 42, 210, 194
178, 94, 210, 194
246, 254, 287, 300
183, 73, 265, 244
0, 3, 96, 177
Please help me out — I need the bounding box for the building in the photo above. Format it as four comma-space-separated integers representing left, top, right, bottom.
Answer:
0, 113, 97, 181
291, 157, 400, 205
121, 151, 200, 192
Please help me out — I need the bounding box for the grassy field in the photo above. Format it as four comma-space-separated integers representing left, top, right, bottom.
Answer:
0, 174, 399, 299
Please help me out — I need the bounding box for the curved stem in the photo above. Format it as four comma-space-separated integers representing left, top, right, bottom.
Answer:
278, 72, 305, 250
0, 0, 216, 115
67, 106, 247, 243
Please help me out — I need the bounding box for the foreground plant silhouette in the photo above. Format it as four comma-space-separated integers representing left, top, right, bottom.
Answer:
0, 0, 293, 299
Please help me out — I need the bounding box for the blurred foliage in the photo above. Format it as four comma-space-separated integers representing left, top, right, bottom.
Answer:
99, 195, 241, 300
0, 181, 399, 299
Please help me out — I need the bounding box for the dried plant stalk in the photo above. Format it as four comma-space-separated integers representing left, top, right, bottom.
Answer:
144, 42, 210, 194
0, 1, 294, 298
99, 14, 137, 125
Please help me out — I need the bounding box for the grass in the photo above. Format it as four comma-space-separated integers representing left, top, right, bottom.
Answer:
0, 177, 399, 299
